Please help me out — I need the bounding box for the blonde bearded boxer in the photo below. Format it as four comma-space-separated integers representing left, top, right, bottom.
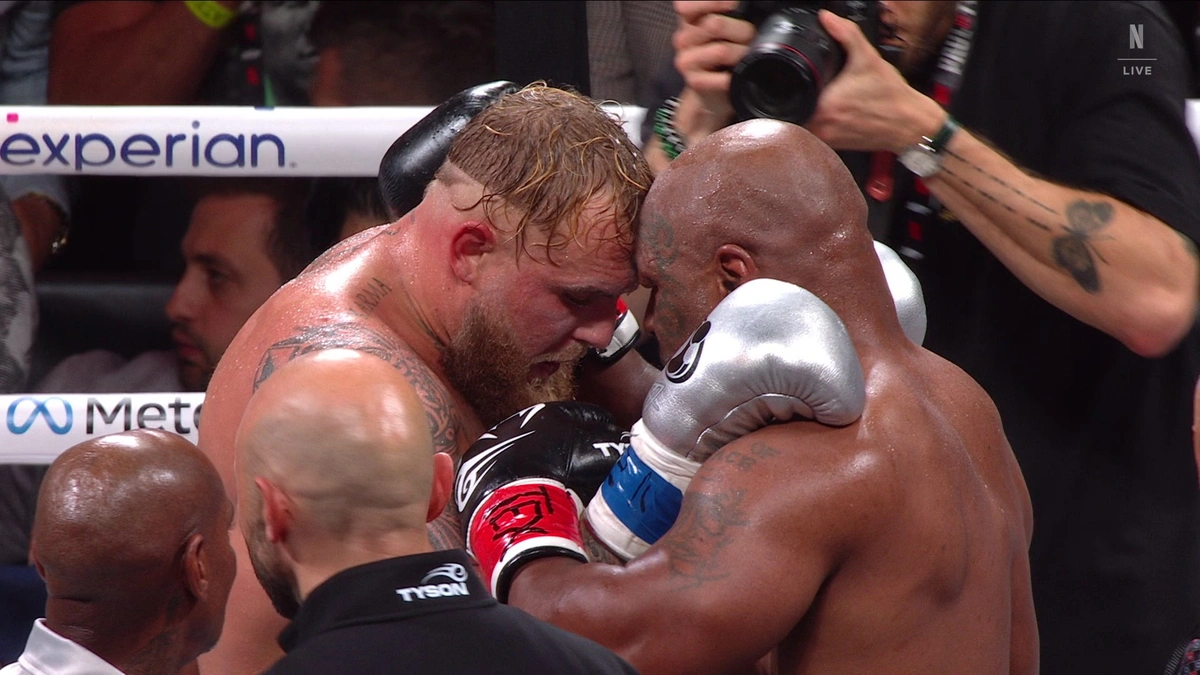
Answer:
457, 120, 1037, 674
197, 84, 652, 674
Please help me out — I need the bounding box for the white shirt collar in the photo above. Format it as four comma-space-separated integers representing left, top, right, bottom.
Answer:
3, 619, 125, 675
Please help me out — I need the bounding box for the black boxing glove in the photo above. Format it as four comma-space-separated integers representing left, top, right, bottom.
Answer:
378, 80, 519, 219
454, 402, 629, 601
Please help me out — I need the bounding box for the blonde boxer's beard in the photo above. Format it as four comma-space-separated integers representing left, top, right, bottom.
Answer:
444, 302, 581, 427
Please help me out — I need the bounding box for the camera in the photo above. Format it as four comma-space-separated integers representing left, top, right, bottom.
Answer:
729, 1, 891, 124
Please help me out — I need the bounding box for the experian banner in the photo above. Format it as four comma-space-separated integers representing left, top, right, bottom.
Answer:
0, 393, 204, 464
0, 105, 647, 177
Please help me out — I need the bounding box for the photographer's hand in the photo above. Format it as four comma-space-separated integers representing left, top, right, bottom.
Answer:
806, 10, 945, 152
646, 1, 752, 173
673, 1, 750, 129
810, 11, 1198, 361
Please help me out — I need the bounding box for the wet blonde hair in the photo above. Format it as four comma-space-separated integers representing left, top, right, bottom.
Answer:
444, 83, 652, 261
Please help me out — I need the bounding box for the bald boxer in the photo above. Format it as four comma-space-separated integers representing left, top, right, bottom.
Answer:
2, 430, 235, 675
234, 350, 635, 673
464, 120, 1037, 673
198, 84, 651, 674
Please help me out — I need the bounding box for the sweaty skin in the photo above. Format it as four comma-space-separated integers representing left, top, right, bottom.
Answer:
508, 121, 1038, 674
198, 164, 636, 674
32, 430, 235, 675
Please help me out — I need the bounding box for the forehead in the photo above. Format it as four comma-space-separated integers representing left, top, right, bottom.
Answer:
522, 211, 637, 291
184, 193, 278, 252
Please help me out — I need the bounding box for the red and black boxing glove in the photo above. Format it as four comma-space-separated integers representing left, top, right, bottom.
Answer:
454, 402, 629, 601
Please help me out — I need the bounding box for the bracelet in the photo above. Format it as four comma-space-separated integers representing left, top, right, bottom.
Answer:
927, 115, 960, 154
184, 0, 236, 30
653, 97, 687, 161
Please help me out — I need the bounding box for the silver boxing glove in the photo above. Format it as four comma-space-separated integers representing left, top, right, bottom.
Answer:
586, 278, 866, 560
874, 240, 927, 345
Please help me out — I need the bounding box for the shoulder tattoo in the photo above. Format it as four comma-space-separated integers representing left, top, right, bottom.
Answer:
253, 322, 468, 456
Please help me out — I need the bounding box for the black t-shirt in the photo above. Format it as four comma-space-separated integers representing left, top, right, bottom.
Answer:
268, 550, 639, 675
885, 2, 1200, 672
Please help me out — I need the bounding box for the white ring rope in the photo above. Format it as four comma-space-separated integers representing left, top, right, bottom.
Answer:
7, 101, 1188, 462
0, 104, 648, 177
0, 103, 649, 464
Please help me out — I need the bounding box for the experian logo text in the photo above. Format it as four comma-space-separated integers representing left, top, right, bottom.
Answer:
0, 122, 285, 172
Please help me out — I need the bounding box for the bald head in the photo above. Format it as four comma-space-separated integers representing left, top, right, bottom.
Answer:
34, 429, 228, 600
647, 119, 868, 274
235, 349, 436, 540
639, 120, 897, 354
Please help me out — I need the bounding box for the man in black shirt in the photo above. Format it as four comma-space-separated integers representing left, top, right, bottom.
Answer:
642, 1, 1200, 671
233, 348, 636, 674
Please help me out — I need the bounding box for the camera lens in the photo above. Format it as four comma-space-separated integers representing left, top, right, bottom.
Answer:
734, 53, 818, 123
729, 7, 846, 124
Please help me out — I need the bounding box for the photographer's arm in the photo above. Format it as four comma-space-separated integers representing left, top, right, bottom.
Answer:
810, 11, 1199, 357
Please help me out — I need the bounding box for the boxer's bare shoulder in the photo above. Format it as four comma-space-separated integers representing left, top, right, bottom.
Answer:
249, 320, 469, 457
647, 354, 1034, 672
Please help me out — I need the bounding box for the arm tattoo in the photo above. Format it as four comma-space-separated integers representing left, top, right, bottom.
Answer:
1048, 200, 1114, 293
253, 323, 468, 457
718, 441, 782, 472
662, 490, 748, 589
943, 147, 1058, 220
941, 149, 1117, 293
941, 162, 1056, 233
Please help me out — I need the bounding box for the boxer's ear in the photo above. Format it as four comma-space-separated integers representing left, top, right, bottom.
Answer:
716, 244, 758, 294
449, 221, 497, 283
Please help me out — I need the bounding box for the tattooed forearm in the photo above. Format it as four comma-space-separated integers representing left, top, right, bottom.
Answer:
1047, 200, 1114, 293
944, 147, 1057, 216
940, 147, 1121, 293
941, 163, 1055, 232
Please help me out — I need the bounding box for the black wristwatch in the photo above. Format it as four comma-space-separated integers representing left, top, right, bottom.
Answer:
898, 116, 960, 178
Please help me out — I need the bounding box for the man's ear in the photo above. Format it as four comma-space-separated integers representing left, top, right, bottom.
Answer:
182, 532, 208, 603
449, 221, 497, 283
716, 244, 758, 294
427, 452, 454, 523
255, 476, 292, 544
28, 543, 44, 579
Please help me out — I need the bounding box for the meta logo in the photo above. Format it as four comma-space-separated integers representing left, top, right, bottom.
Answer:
4, 396, 202, 435
7, 397, 72, 435
0, 121, 286, 172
